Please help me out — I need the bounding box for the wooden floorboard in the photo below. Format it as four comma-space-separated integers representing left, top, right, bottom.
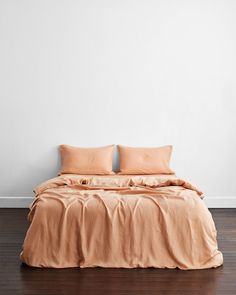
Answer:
0, 208, 235, 295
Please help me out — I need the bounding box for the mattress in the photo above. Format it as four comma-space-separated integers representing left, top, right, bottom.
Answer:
20, 174, 223, 269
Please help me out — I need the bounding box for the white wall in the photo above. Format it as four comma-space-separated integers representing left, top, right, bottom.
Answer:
0, 0, 236, 199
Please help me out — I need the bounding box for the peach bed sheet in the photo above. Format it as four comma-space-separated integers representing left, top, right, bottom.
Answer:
20, 174, 223, 269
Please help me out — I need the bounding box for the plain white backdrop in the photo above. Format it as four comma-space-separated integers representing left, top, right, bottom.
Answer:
0, 0, 236, 200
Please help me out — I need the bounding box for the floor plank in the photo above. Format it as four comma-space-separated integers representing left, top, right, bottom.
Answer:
0, 208, 235, 295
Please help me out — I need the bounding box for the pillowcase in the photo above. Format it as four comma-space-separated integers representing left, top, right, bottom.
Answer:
118, 145, 174, 175
59, 144, 114, 175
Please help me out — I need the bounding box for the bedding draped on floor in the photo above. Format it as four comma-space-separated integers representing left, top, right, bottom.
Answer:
20, 174, 223, 269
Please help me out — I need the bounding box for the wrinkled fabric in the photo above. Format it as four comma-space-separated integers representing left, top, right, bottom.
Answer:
20, 174, 223, 269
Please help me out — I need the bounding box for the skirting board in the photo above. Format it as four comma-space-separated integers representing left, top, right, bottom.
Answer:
203, 196, 236, 208
0, 197, 34, 208
0, 196, 236, 208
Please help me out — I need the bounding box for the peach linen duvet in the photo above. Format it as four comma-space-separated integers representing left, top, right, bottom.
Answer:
20, 174, 223, 270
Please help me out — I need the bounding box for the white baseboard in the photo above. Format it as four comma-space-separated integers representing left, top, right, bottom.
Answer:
0, 197, 34, 208
203, 196, 236, 208
0, 196, 236, 208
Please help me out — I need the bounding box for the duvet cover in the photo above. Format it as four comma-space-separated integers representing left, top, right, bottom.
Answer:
20, 174, 223, 269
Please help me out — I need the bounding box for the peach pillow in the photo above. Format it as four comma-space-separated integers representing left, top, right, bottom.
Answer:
59, 145, 114, 175
118, 145, 174, 175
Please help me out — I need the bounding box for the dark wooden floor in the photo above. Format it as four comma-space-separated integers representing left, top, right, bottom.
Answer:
0, 209, 235, 295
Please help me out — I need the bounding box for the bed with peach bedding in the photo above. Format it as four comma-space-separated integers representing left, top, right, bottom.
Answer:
20, 174, 223, 269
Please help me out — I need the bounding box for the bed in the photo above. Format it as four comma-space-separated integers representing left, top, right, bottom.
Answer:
20, 173, 223, 269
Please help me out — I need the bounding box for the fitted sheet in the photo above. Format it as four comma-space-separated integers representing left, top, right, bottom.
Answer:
20, 174, 223, 269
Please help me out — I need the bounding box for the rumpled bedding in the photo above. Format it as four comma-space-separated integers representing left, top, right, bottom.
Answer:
20, 174, 223, 269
